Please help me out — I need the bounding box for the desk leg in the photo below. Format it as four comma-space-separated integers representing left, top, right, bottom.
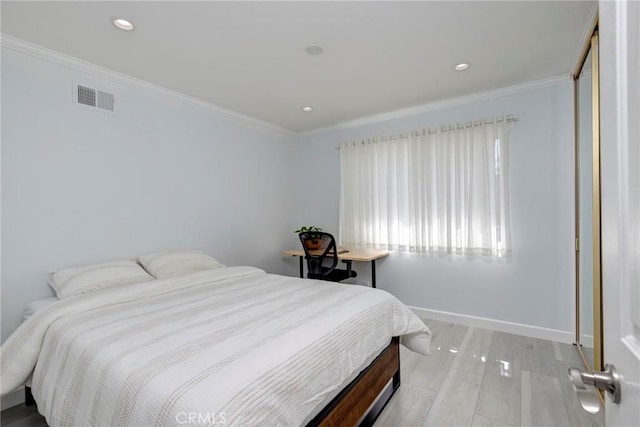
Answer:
371, 260, 376, 288
299, 256, 304, 278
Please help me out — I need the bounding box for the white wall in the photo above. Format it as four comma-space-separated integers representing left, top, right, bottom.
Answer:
293, 81, 576, 338
0, 39, 577, 344
1, 46, 297, 342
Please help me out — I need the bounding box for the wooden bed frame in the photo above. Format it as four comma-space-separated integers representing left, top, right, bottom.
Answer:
307, 336, 401, 427
25, 337, 401, 427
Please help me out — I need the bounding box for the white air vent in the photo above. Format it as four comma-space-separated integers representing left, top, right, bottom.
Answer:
75, 84, 115, 113
97, 91, 115, 111
77, 85, 96, 107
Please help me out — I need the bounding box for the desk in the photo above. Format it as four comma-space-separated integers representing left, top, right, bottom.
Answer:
282, 248, 389, 288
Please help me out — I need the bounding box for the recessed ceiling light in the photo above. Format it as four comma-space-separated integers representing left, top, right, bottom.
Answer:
113, 18, 134, 31
301, 106, 313, 112
454, 63, 470, 71
305, 45, 324, 56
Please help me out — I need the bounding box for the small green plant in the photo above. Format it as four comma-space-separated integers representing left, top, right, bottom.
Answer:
294, 225, 323, 234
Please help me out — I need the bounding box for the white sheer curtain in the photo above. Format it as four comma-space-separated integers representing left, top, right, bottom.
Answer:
339, 116, 512, 257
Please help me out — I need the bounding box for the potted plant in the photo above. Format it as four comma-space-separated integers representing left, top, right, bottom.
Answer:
295, 226, 324, 250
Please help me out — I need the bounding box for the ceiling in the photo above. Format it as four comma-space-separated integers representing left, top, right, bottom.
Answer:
1, 1, 594, 133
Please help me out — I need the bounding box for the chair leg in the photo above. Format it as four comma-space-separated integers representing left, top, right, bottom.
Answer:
25, 386, 35, 406
344, 260, 353, 277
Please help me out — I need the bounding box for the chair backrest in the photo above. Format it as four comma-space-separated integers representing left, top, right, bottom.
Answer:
298, 231, 338, 278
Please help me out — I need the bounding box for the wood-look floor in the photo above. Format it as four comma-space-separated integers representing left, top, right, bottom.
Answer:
374, 318, 605, 427
0, 318, 604, 427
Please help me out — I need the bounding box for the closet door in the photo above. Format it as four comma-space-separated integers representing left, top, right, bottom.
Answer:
573, 28, 602, 372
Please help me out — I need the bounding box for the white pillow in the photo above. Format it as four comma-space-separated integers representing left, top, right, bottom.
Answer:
138, 251, 225, 279
49, 260, 154, 299
23, 297, 59, 322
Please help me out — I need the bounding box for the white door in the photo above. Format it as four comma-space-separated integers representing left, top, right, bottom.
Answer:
600, 1, 640, 426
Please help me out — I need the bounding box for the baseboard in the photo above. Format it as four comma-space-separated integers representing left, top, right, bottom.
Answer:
579, 334, 594, 348
409, 306, 574, 344
1, 386, 25, 411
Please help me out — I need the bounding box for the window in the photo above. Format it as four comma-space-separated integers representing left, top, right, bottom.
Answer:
339, 116, 512, 257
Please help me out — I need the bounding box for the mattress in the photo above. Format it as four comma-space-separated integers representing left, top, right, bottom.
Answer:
1, 266, 430, 426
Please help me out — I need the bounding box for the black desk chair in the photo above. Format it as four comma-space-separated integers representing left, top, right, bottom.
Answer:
299, 231, 357, 282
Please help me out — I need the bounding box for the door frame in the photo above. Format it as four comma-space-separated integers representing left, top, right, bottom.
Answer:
572, 25, 603, 373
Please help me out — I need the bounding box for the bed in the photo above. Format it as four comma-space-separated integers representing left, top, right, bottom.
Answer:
1, 264, 430, 426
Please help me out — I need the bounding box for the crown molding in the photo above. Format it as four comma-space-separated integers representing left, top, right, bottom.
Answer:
299, 74, 572, 138
571, 1, 599, 78
0, 34, 295, 137
1, 33, 574, 140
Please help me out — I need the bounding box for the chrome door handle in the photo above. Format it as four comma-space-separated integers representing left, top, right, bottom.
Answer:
568, 364, 621, 414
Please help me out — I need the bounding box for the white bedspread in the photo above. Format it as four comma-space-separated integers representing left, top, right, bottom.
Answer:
1, 266, 430, 426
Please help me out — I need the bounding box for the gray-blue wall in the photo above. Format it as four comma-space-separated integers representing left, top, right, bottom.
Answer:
292, 81, 575, 338
1, 46, 298, 341
1, 42, 576, 345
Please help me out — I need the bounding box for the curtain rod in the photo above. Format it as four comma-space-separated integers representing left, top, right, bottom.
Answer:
336, 114, 518, 149
407, 114, 518, 137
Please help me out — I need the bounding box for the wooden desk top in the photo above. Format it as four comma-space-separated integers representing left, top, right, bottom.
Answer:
282, 248, 389, 262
